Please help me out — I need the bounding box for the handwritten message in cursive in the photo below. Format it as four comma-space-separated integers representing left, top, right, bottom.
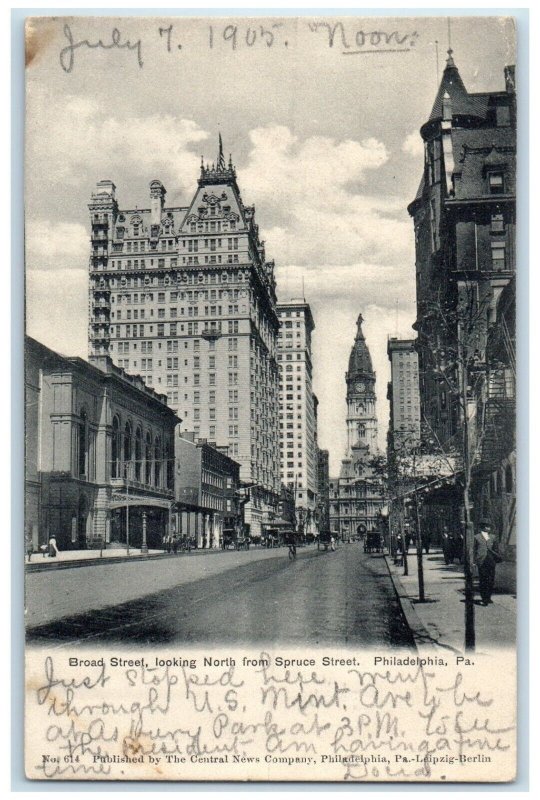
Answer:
53, 20, 420, 73
25, 648, 515, 782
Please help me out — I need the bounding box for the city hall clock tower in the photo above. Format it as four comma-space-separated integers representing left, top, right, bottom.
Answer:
345, 314, 379, 463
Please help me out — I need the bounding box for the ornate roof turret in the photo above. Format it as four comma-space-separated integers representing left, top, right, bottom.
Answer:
199, 134, 238, 187
421, 50, 486, 139
347, 314, 374, 379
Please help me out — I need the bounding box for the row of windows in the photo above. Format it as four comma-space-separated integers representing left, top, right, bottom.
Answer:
93, 270, 249, 289
112, 320, 239, 337
116, 337, 237, 354
182, 254, 241, 266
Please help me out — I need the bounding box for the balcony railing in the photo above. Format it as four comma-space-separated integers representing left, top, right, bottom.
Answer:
201, 326, 222, 340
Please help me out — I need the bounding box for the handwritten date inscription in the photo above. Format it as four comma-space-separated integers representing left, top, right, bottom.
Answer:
26, 651, 515, 781
57, 21, 418, 73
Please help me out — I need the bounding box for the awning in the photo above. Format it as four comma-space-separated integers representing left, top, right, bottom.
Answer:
110, 493, 173, 510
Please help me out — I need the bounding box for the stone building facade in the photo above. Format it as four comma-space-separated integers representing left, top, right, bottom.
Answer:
88, 139, 280, 539
25, 336, 178, 552
277, 299, 318, 536
174, 432, 241, 549
329, 315, 385, 539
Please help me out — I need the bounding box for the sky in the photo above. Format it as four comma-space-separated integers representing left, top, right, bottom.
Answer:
24, 14, 516, 474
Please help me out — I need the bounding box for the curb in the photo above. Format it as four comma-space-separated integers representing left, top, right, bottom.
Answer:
24, 545, 292, 573
383, 554, 438, 653
25, 551, 173, 572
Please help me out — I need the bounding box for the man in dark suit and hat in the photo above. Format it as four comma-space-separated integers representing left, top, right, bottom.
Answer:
474, 519, 502, 605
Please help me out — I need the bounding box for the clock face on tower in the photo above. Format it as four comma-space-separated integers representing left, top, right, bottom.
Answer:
355, 381, 364, 392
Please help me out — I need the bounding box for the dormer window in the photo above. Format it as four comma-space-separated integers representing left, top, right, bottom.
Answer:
488, 171, 504, 194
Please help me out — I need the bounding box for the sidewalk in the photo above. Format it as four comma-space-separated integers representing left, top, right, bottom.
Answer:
385, 547, 516, 656
24, 546, 231, 572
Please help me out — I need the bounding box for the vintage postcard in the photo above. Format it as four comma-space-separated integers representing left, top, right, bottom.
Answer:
24, 14, 518, 782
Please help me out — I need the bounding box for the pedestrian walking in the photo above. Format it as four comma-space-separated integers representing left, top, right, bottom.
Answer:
48, 536, 59, 558
25, 528, 33, 562
442, 525, 453, 564
394, 533, 404, 566
474, 519, 502, 605
330, 535, 336, 552
172, 535, 178, 555
423, 523, 431, 554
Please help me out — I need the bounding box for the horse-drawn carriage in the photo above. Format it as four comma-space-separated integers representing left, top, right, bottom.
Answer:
364, 530, 382, 553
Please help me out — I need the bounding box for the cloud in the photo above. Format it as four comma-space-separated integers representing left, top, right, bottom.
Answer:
26, 85, 209, 195
402, 130, 424, 158
26, 269, 88, 359
238, 126, 411, 269
25, 220, 89, 272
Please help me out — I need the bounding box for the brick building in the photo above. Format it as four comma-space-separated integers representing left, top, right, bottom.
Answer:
407, 52, 516, 541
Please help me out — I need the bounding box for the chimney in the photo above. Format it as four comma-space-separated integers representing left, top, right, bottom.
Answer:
95, 180, 116, 199
150, 180, 166, 226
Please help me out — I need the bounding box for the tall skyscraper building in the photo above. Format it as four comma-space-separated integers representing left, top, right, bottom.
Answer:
276, 299, 318, 535
88, 139, 281, 538
329, 314, 385, 539
387, 337, 421, 450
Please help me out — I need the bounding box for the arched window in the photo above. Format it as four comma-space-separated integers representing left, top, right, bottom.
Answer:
145, 432, 153, 485
78, 409, 88, 478
165, 440, 174, 490
124, 421, 132, 478
135, 426, 142, 481
505, 465, 513, 494
111, 416, 121, 478
154, 436, 162, 487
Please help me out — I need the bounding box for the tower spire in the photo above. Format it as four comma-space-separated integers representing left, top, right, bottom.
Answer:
217, 132, 226, 170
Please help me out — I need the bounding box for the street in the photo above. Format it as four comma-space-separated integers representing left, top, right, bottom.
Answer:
26, 545, 414, 648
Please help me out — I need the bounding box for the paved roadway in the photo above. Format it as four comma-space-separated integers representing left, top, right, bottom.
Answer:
26, 545, 414, 648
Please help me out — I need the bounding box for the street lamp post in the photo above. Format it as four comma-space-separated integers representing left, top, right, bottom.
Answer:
414, 483, 425, 602
141, 510, 148, 554
458, 343, 475, 652
125, 463, 130, 557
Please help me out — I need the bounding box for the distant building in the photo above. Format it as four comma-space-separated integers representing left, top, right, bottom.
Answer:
278, 483, 296, 527
387, 338, 421, 450
25, 336, 179, 553
329, 315, 385, 539
174, 432, 241, 548
317, 448, 330, 534
88, 137, 281, 540
277, 299, 318, 535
